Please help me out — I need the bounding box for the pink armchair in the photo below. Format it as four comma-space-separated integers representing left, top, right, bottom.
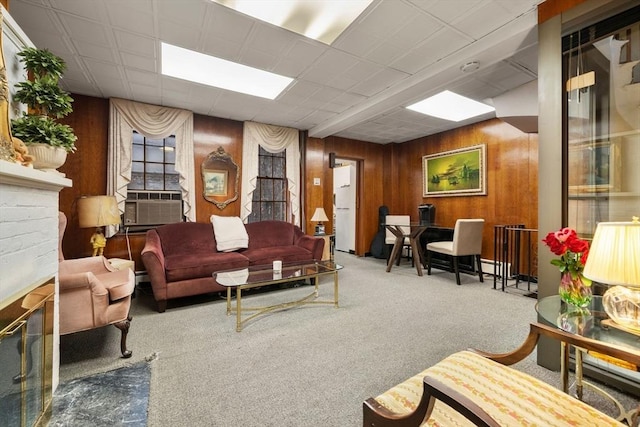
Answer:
58, 212, 134, 358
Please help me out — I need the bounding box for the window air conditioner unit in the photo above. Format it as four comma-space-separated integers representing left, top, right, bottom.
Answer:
124, 191, 183, 226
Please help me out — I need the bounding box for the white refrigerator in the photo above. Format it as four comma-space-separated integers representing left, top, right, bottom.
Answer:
334, 164, 356, 253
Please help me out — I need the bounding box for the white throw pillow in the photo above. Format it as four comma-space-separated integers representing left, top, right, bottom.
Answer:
210, 215, 249, 252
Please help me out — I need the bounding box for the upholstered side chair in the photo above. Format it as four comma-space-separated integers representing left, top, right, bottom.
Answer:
58, 212, 134, 358
426, 218, 485, 285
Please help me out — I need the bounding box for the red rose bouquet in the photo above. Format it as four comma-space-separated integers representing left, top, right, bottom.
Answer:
542, 227, 592, 307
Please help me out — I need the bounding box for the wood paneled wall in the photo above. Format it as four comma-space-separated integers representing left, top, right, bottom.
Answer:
58, 94, 538, 268
391, 119, 539, 261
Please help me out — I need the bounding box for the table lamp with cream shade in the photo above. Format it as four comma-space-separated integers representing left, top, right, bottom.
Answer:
77, 195, 121, 256
582, 217, 640, 335
311, 207, 329, 235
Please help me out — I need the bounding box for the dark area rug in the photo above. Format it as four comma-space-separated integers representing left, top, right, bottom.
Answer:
50, 361, 150, 427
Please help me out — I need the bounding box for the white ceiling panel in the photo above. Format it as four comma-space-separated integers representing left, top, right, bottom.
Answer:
8, 0, 545, 144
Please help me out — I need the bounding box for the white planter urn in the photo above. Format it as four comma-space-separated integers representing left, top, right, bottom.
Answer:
28, 143, 68, 176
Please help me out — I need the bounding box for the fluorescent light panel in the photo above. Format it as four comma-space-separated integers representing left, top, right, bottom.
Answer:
212, 0, 373, 45
161, 42, 293, 100
407, 90, 495, 122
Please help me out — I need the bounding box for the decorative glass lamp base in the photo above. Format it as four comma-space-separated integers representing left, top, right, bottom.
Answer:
602, 285, 640, 336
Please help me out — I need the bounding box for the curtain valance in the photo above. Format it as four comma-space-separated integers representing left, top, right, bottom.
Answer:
107, 98, 195, 236
240, 121, 300, 225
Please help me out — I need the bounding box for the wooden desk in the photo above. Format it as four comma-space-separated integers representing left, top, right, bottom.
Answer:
385, 223, 428, 276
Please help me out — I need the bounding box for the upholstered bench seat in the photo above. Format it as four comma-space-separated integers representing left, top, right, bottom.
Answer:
365, 350, 623, 426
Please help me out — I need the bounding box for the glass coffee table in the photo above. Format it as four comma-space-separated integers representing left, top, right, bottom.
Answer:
214, 260, 339, 331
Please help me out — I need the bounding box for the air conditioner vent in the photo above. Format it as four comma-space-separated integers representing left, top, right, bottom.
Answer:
124, 191, 183, 226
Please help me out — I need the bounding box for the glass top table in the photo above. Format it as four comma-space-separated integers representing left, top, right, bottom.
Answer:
214, 260, 339, 331
536, 295, 640, 423
536, 295, 640, 352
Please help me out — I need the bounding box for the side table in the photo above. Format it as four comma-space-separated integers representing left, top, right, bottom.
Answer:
536, 295, 640, 424
315, 233, 335, 261
108, 258, 135, 272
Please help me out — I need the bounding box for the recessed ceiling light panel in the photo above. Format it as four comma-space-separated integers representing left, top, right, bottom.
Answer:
406, 90, 495, 122
212, 0, 373, 44
161, 42, 293, 100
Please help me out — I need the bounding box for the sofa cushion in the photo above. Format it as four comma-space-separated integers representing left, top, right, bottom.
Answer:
156, 222, 217, 257
211, 215, 249, 252
165, 252, 249, 282
244, 220, 297, 249
242, 246, 313, 266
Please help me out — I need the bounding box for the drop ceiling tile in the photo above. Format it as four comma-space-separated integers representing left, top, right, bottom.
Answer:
247, 23, 297, 58
129, 83, 161, 103
454, 3, 514, 40
63, 78, 101, 97
353, 0, 417, 37
392, 28, 471, 74
50, 0, 106, 21
125, 69, 159, 86
73, 40, 116, 62
94, 77, 129, 98
413, 0, 484, 24
113, 30, 156, 57
156, 0, 208, 28
207, 4, 254, 43
159, 24, 200, 51
58, 14, 109, 46
121, 52, 157, 73
83, 58, 122, 79
351, 68, 409, 97
106, 4, 154, 32
334, 30, 383, 58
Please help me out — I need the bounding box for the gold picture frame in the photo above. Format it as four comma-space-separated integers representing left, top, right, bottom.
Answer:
201, 146, 239, 209
422, 144, 487, 197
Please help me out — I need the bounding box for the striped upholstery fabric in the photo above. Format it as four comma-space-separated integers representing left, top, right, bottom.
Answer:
373, 351, 624, 426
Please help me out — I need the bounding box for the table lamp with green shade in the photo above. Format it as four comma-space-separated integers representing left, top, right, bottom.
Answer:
582, 217, 640, 335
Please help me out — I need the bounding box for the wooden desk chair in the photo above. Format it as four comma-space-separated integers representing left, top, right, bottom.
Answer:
426, 218, 484, 285
385, 215, 412, 266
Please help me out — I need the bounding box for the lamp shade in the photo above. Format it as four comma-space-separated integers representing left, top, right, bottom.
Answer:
311, 207, 329, 222
583, 221, 640, 287
77, 196, 121, 228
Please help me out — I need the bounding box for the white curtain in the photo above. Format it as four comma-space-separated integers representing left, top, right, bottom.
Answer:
107, 98, 195, 236
241, 121, 300, 226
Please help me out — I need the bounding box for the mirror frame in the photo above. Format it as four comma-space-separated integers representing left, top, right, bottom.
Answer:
201, 146, 239, 210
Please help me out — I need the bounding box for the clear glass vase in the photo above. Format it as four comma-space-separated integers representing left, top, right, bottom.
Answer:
559, 272, 592, 308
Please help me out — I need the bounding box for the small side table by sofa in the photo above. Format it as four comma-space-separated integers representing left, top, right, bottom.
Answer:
108, 258, 135, 272
315, 233, 335, 261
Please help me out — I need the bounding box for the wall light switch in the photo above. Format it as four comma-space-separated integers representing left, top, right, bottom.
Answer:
313, 178, 321, 186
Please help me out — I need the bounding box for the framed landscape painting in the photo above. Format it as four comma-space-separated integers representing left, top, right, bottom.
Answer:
204, 169, 228, 196
422, 144, 487, 197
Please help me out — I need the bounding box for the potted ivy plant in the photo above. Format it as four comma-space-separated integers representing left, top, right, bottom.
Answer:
10, 47, 77, 173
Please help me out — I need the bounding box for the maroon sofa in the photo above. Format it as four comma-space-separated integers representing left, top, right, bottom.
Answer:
141, 220, 324, 312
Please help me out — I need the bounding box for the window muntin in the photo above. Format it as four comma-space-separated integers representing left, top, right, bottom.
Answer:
248, 146, 287, 222
129, 132, 180, 192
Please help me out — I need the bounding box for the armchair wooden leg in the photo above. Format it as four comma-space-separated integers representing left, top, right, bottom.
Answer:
476, 255, 484, 283
453, 257, 461, 285
113, 315, 132, 358
426, 251, 432, 275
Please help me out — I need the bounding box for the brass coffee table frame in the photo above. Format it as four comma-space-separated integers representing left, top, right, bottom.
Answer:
215, 261, 339, 331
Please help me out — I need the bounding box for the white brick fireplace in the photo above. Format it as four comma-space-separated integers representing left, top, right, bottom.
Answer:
0, 160, 72, 392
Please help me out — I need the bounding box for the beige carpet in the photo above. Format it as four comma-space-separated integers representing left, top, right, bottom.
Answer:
57, 252, 639, 426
